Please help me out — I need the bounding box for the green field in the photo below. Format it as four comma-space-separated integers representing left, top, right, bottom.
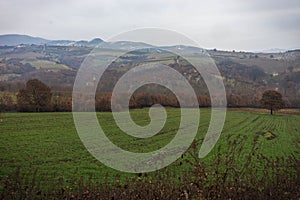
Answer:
0, 109, 299, 189
26, 60, 70, 70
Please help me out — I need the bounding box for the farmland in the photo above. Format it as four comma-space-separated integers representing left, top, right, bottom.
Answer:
1, 45, 300, 108
0, 109, 299, 191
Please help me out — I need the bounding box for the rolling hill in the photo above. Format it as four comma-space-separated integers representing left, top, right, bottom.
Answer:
0, 34, 299, 107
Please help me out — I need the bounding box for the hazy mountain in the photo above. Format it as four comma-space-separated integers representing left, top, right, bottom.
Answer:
0, 34, 49, 46
258, 48, 289, 53
160, 45, 205, 53
0, 34, 205, 52
0, 34, 104, 47
48, 38, 103, 47
97, 41, 154, 50
1, 34, 299, 55
88, 38, 103, 46
47, 40, 76, 46
0, 34, 153, 49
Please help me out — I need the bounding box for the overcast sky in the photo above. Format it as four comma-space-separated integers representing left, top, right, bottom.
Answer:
0, 0, 299, 51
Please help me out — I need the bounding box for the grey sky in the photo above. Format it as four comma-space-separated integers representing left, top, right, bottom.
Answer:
0, 0, 299, 51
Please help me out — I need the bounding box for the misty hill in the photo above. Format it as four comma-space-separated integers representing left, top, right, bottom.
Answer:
0, 34, 104, 47
0, 34, 155, 50
98, 41, 154, 50
0, 34, 49, 46
0, 36, 299, 107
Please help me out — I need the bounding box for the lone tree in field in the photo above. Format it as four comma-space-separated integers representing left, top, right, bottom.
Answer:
260, 90, 284, 115
17, 79, 52, 112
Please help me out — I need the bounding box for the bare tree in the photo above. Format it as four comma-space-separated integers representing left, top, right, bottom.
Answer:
260, 90, 284, 115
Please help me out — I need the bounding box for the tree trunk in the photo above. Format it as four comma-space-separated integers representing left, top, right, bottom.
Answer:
271, 108, 273, 115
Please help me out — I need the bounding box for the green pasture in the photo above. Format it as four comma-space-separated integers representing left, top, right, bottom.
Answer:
0, 109, 299, 188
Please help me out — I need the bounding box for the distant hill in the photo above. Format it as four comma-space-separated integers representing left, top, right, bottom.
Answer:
0, 44, 299, 107
0, 34, 154, 50
47, 38, 104, 47
0, 34, 49, 46
0, 34, 104, 47
98, 41, 154, 50
258, 48, 289, 53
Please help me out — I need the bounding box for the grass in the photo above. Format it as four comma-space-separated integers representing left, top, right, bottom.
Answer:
0, 108, 299, 191
27, 60, 70, 70
229, 107, 300, 116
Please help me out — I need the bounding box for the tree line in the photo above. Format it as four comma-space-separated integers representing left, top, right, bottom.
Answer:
0, 79, 286, 114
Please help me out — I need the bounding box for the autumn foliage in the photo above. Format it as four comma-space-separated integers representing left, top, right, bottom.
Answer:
17, 79, 52, 112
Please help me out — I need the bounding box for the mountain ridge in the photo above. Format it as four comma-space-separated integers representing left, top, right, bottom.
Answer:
0, 34, 298, 53
0, 34, 104, 47
0, 34, 49, 46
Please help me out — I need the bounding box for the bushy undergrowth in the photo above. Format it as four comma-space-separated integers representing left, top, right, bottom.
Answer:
1, 136, 299, 200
